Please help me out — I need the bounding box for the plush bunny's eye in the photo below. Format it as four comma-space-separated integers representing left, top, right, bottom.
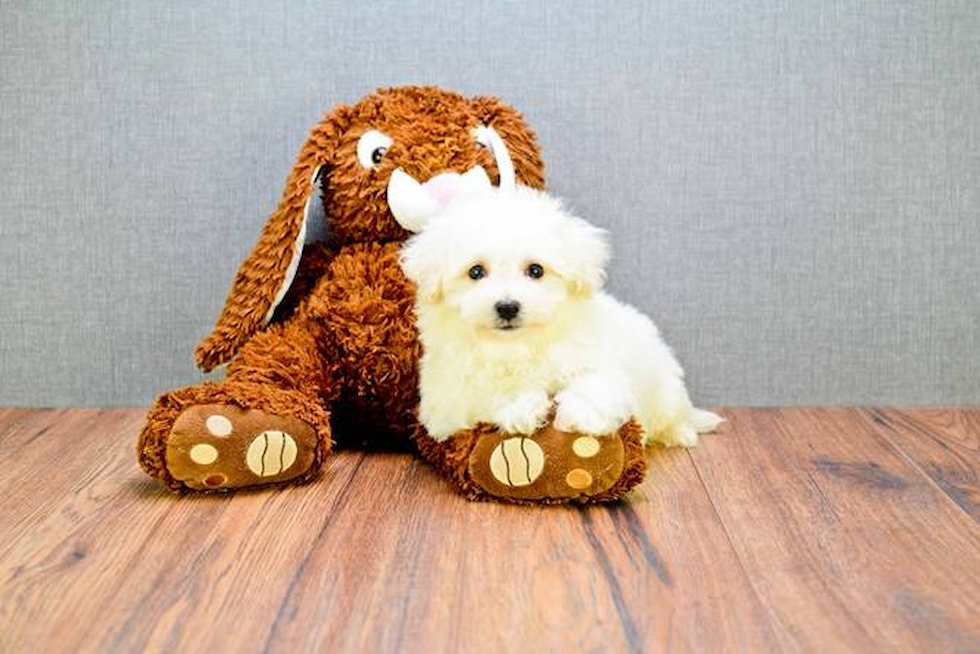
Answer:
357, 130, 393, 169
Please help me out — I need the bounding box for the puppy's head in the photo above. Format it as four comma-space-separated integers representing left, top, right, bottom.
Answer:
400, 186, 609, 335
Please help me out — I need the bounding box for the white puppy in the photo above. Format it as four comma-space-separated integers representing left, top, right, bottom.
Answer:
400, 186, 721, 447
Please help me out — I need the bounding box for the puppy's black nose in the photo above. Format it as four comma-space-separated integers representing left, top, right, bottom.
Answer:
494, 300, 521, 321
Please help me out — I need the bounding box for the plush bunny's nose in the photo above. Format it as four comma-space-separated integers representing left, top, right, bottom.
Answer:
386, 125, 516, 233
387, 167, 490, 233
422, 172, 466, 204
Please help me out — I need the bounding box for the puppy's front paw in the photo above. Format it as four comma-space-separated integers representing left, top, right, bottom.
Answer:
493, 390, 551, 435
554, 389, 631, 436
657, 424, 699, 447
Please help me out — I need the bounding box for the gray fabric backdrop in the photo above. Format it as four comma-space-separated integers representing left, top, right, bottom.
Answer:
1, 0, 977, 407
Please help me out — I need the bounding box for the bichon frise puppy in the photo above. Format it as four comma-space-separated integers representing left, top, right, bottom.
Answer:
400, 186, 721, 447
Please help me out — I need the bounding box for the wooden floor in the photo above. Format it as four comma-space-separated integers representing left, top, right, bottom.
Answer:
1, 408, 979, 653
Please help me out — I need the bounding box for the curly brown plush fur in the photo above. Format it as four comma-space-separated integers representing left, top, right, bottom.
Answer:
137, 85, 647, 502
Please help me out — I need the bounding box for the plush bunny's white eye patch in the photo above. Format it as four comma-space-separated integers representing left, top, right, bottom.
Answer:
357, 130, 393, 169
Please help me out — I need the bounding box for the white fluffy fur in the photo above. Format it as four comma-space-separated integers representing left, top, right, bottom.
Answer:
400, 186, 722, 446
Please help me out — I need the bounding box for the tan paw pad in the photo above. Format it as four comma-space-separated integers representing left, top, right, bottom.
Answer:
189, 443, 219, 465
565, 468, 594, 490
205, 414, 233, 436
572, 436, 600, 458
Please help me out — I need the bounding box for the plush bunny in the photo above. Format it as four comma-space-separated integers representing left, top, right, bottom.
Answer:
137, 86, 647, 503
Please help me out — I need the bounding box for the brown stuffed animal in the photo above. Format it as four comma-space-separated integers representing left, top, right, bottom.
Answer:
137, 86, 646, 503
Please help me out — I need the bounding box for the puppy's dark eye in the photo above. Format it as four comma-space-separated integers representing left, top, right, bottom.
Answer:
526, 263, 545, 279
468, 264, 487, 281
371, 147, 387, 165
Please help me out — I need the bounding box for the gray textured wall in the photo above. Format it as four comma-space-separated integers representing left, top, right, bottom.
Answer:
1, 0, 978, 407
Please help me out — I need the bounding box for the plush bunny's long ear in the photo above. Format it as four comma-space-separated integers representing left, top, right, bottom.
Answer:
194, 108, 350, 371
473, 125, 515, 191
470, 96, 545, 190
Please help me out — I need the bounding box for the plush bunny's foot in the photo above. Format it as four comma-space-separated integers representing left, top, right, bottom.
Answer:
139, 381, 332, 492
415, 420, 647, 504
469, 424, 631, 501
166, 405, 318, 490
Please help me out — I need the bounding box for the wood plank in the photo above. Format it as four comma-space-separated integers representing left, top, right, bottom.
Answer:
0, 409, 141, 556
690, 408, 980, 653
608, 442, 783, 652
861, 408, 980, 521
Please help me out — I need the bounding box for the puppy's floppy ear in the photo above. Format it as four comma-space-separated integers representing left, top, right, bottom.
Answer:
470, 95, 545, 189
399, 231, 445, 304
555, 215, 610, 296
194, 105, 352, 372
